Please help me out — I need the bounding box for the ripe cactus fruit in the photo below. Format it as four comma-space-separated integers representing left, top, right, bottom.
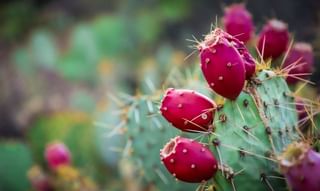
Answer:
223, 31, 256, 79
282, 42, 314, 84
222, 3, 254, 43
199, 28, 246, 100
45, 142, 71, 170
257, 19, 289, 59
279, 142, 320, 191
160, 88, 216, 132
160, 136, 218, 183
242, 49, 256, 79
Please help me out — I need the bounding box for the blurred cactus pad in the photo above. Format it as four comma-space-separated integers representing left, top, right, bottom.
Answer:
26, 111, 105, 180
0, 142, 33, 191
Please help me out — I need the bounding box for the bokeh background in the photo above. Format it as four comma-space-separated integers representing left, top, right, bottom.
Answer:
0, 0, 320, 191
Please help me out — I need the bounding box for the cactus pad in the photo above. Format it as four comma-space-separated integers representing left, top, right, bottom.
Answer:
210, 70, 300, 191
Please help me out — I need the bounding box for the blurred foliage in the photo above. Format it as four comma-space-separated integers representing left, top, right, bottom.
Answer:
0, 141, 33, 191
95, 101, 125, 168
0, 1, 35, 42
91, 16, 128, 58
53, 165, 98, 191
26, 111, 106, 182
59, 25, 99, 83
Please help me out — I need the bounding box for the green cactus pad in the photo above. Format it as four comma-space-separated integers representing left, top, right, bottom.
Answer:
210, 70, 300, 191
111, 66, 213, 190
124, 96, 197, 191
0, 142, 33, 191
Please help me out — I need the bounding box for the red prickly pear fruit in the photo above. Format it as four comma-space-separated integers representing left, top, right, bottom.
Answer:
257, 19, 290, 59
279, 142, 320, 191
160, 136, 218, 183
221, 30, 256, 79
199, 28, 246, 100
160, 88, 216, 132
45, 142, 71, 170
282, 42, 314, 84
222, 3, 254, 43
242, 49, 256, 79
202, 28, 255, 79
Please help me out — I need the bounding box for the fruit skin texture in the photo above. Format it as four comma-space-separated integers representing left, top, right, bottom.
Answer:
257, 19, 289, 59
279, 142, 320, 191
223, 31, 256, 79
222, 3, 254, 43
282, 42, 314, 84
241, 49, 256, 79
160, 136, 218, 183
45, 142, 71, 170
160, 88, 216, 132
199, 28, 246, 100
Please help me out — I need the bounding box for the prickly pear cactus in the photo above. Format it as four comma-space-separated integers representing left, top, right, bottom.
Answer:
106, 68, 211, 190
152, 6, 314, 191
209, 69, 300, 191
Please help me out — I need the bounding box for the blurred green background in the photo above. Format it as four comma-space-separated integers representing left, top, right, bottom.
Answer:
0, 0, 319, 190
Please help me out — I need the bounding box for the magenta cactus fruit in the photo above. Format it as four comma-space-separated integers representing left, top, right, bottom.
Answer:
199, 28, 246, 99
223, 31, 256, 79
45, 142, 71, 170
222, 3, 254, 43
257, 19, 290, 59
279, 142, 320, 191
241, 49, 256, 79
282, 42, 314, 84
160, 136, 218, 183
160, 88, 216, 132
